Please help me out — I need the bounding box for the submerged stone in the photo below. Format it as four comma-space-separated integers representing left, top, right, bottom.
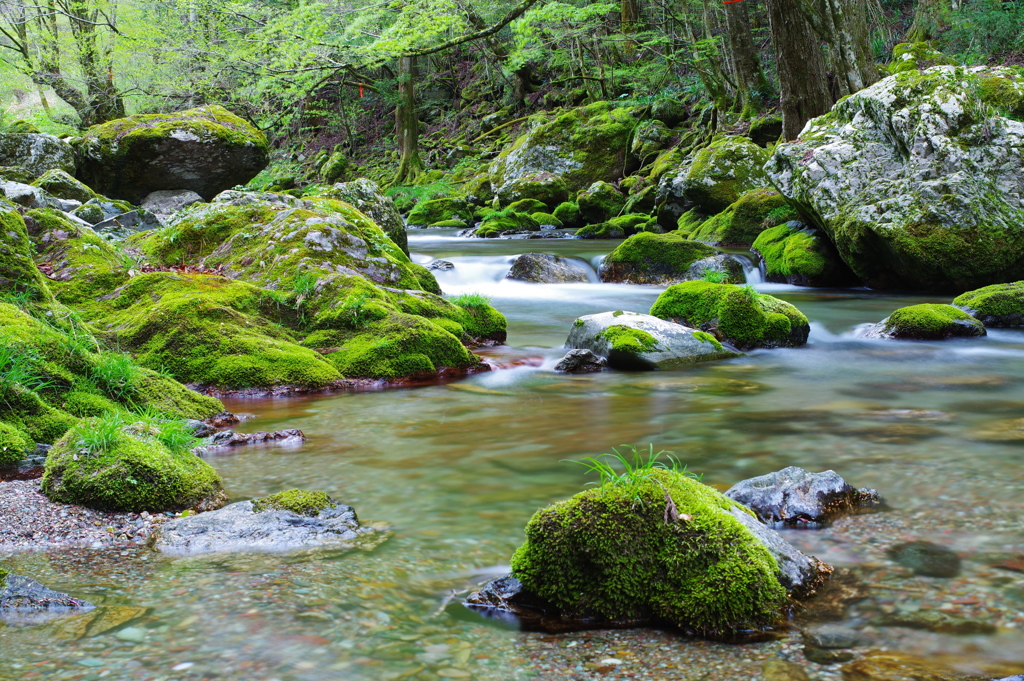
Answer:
565, 310, 739, 370
725, 466, 881, 527
152, 491, 380, 556
886, 540, 962, 578
840, 652, 989, 681
553, 349, 607, 373
0, 572, 95, 626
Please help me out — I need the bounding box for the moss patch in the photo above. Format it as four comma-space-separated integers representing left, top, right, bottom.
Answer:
689, 188, 795, 246
650, 281, 809, 350
0, 200, 55, 303
0, 421, 31, 466
752, 223, 857, 287
252, 489, 336, 516
599, 232, 717, 283
953, 281, 1024, 326
682, 136, 770, 213
509, 468, 788, 638
880, 303, 986, 340
597, 325, 660, 354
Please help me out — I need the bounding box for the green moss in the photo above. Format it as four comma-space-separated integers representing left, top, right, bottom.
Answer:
979, 76, 1024, 120
649, 281, 809, 350
509, 468, 788, 637
252, 489, 336, 516
692, 331, 724, 352
531, 212, 563, 228
953, 281, 1024, 326
62, 391, 119, 417
507, 199, 547, 214
597, 325, 660, 354
682, 136, 770, 213
0, 201, 54, 303
134, 204, 277, 265
751, 223, 857, 287
0, 421, 31, 466
474, 209, 540, 237
577, 213, 652, 239
577, 181, 626, 224
428, 218, 468, 228
888, 42, 954, 75
601, 232, 717, 277
31, 169, 97, 203
493, 173, 567, 209
689, 188, 795, 246
553, 201, 581, 227
881, 303, 986, 340
41, 422, 223, 512
406, 197, 472, 225
676, 209, 706, 238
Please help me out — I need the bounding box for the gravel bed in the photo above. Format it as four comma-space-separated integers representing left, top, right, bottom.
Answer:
0, 479, 168, 554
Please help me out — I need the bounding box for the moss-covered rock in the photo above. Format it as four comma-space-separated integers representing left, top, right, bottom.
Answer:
76, 105, 270, 203
687, 188, 796, 246
552, 201, 581, 228
598, 232, 721, 284
752, 222, 859, 287
577, 181, 626, 224
530, 212, 563, 228
507, 198, 547, 214
509, 468, 790, 637
42, 419, 224, 512
31, 170, 98, 204
748, 116, 783, 147
0, 200, 55, 303
428, 218, 469, 228
252, 489, 335, 516
406, 197, 473, 226
490, 102, 636, 196
680, 137, 770, 213
888, 42, 954, 75
768, 65, 1024, 292
576, 213, 652, 240
0, 133, 76, 180
473, 209, 540, 238
953, 281, 1024, 326
321, 179, 409, 255
630, 119, 670, 161
875, 304, 986, 340
0, 421, 31, 466
650, 281, 810, 350
494, 172, 568, 210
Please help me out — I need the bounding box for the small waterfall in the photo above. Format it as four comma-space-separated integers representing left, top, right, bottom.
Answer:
728, 252, 763, 285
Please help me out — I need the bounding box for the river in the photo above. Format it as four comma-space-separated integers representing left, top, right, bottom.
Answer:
2, 230, 1024, 680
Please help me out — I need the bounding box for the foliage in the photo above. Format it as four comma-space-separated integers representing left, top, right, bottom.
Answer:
572, 444, 700, 490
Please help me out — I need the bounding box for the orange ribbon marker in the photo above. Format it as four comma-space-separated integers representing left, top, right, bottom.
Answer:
359, 83, 364, 98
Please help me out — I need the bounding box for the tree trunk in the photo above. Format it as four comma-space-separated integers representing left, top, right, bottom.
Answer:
797, 0, 879, 96
621, 0, 641, 30
392, 56, 425, 186
724, 0, 769, 118
907, 0, 945, 41
767, 0, 834, 139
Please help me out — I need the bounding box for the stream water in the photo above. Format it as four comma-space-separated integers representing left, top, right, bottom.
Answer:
3, 230, 1024, 680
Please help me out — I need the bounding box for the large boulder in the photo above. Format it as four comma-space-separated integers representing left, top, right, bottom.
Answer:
153, 489, 380, 556
953, 281, 1024, 327
664, 136, 770, 215
767, 65, 1024, 292
565, 310, 738, 370
468, 468, 831, 638
752, 221, 859, 287
0, 133, 76, 180
0, 571, 95, 626
141, 190, 203, 219
868, 303, 986, 340
494, 172, 569, 210
576, 181, 625, 224
725, 466, 881, 528
683, 187, 796, 246
31, 169, 97, 204
598, 232, 743, 285
41, 418, 226, 512
490, 102, 636, 197
650, 281, 810, 350
323, 179, 408, 254
506, 253, 591, 283
76, 105, 270, 203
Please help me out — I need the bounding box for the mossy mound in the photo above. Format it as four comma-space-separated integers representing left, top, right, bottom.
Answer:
90, 272, 341, 389
752, 222, 858, 287
507, 198, 548, 214
888, 42, 954, 75
598, 232, 718, 284
76, 105, 269, 203
406, 197, 472, 226
576, 213, 652, 240
879, 304, 986, 340
319, 178, 409, 255
686, 188, 796, 246
552, 201, 581, 228
510, 468, 789, 638
577, 181, 626, 224
0, 421, 32, 466
428, 219, 468, 228
531, 212, 563, 228
494, 172, 568, 210
473, 209, 540, 237
953, 282, 1024, 327
42, 420, 224, 513
650, 281, 810, 350
252, 489, 336, 516
0, 200, 55, 303
680, 137, 770, 213
31, 169, 98, 204
490, 102, 636, 195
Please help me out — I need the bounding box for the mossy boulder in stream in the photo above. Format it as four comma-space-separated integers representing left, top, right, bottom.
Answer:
650, 281, 810, 350
684, 187, 796, 246
598, 232, 743, 285
75, 105, 270, 203
871, 304, 986, 340
494, 172, 569, 210
678, 136, 770, 213
321, 179, 408, 255
577, 181, 626, 224
752, 222, 858, 287
42, 418, 225, 513
953, 282, 1024, 327
406, 197, 473, 227
467, 468, 831, 638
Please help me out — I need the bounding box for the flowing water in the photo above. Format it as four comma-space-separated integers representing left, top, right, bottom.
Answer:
3, 230, 1024, 680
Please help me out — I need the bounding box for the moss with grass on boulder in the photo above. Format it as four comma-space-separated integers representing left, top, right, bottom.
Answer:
650, 281, 810, 350
875, 304, 986, 340
406, 197, 473, 226
42, 417, 224, 512
252, 489, 336, 516
473, 209, 540, 238
952, 282, 1024, 327
577, 181, 626, 224
1, 199, 55, 303
0, 421, 32, 466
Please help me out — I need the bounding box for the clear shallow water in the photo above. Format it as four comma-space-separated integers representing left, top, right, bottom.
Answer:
3, 233, 1024, 679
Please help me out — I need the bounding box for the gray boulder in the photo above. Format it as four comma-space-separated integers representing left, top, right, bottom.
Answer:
153, 492, 379, 556
553, 349, 607, 373
768, 65, 1024, 292
0, 573, 95, 626
725, 466, 881, 527
1, 180, 50, 209
565, 310, 738, 371
325, 179, 409, 255
0, 133, 76, 180
142, 189, 203, 217
92, 209, 161, 240
505, 253, 591, 283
